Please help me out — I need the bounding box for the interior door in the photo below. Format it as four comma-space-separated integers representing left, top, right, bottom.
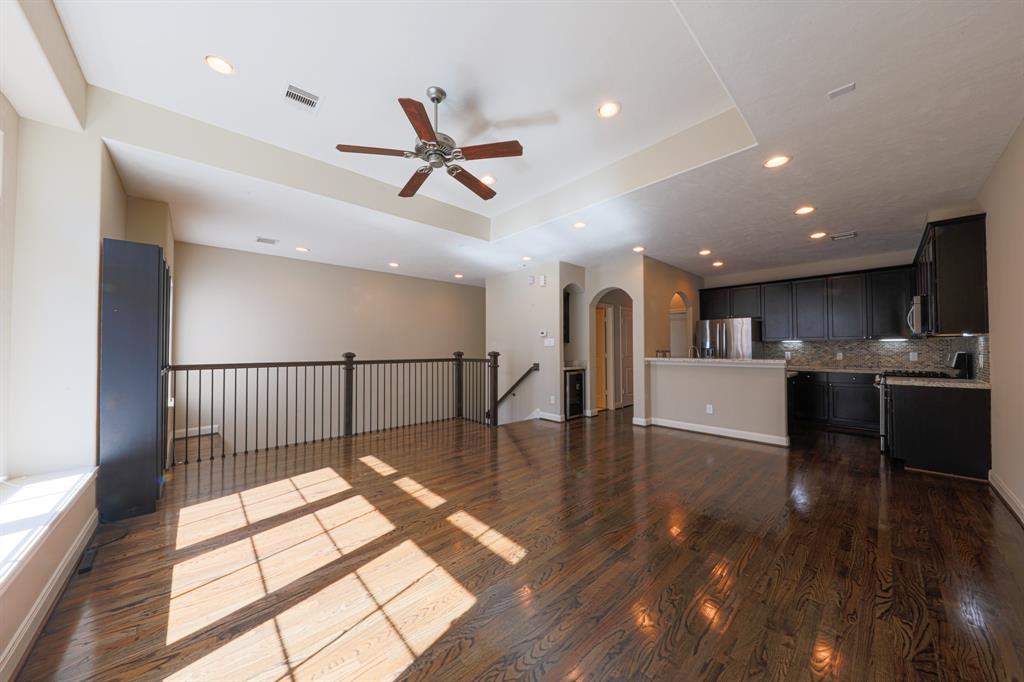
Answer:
595, 307, 607, 410
620, 307, 634, 406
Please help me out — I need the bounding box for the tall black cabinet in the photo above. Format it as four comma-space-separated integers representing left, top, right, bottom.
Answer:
99, 239, 171, 521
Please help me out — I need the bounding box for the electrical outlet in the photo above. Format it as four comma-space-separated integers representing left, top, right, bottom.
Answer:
836, 352, 844, 361
784, 351, 792, 360
550, 395, 556, 405
705, 404, 714, 414
910, 351, 919, 362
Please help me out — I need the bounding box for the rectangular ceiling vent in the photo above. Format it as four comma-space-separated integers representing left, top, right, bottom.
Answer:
256, 236, 279, 245
830, 231, 858, 241
285, 84, 320, 111
827, 82, 857, 100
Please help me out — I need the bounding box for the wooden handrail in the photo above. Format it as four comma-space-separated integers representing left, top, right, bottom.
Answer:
496, 363, 540, 408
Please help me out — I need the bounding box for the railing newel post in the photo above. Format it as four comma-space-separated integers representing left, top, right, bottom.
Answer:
453, 351, 464, 420
343, 352, 356, 437
487, 351, 500, 427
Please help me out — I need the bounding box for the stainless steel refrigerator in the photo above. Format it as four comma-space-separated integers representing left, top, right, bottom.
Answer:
695, 318, 764, 359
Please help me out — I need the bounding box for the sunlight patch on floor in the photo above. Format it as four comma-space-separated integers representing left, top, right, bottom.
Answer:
175, 468, 351, 549
165, 540, 475, 682
446, 510, 526, 564
167, 494, 392, 644
393, 476, 446, 509
358, 455, 397, 477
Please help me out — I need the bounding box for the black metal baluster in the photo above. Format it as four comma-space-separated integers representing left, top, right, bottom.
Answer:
265, 367, 269, 451
184, 370, 190, 463
329, 363, 333, 439
321, 365, 325, 440
276, 366, 280, 449
233, 368, 237, 456
209, 369, 214, 460
245, 368, 250, 453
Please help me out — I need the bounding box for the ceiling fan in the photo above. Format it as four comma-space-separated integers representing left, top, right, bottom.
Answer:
335, 86, 523, 201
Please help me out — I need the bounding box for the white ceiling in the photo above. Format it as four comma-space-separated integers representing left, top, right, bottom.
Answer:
57, 0, 732, 216
59, 0, 1024, 283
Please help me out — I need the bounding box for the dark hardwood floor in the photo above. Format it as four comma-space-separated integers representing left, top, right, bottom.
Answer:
18, 410, 1024, 681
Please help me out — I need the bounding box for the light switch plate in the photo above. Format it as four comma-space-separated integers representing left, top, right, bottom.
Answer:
549, 395, 556, 404
705, 404, 714, 414
544, 338, 555, 347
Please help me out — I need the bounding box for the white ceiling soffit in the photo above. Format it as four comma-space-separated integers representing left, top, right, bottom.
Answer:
0, 0, 86, 130
55, 0, 739, 226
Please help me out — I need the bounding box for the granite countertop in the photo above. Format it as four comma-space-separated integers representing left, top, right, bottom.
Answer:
884, 377, 991, 390
646, 358, 786, 368
786, 365, 883, 374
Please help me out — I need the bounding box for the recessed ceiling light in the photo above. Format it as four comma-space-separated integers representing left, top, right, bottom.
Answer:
388, 262, 399, 268
763, 155, 791, 168
698, 248, 712, 256
712, 261, 725, 267
480, 175, 496, 186
597, 101, 621, 118
573, 221, 586, 229
809, 231, 828, 239
794, 205, 816, 215
522, 256, 532, 261
632, 246, 645, 253
295, 246, 309, 252
204, 55, 235, 75
453, 273, 464, 279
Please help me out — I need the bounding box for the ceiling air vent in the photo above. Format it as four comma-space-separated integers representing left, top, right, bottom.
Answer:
284, 84, 320, 111
830, 231, 858, 242
256, 237, 278, 245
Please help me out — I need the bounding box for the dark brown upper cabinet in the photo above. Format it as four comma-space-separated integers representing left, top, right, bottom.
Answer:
793, 278, 828, 340
914, 214, 988, 335
827, 273, 867, 340
699, 288, 730, 320
761, 282, 794, 341
868, 267, 913, 338
730, 285, 761, 319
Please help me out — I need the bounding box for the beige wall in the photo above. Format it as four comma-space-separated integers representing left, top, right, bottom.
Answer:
977, 118, 1024, 522
126, 196, 174, 274
643, 256, 703, 357
9, 120, 104, 476
486, 261, 561, 423
0, 93, 19, 478
584, 254, 645, 419
647, 360, 789, 445
99, 143, 125, 240
173, 242, 484, 364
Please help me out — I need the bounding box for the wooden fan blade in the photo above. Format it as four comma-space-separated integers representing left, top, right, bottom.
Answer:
398, 98, 436, 143
457, 140, 523, 161
336, 144, 408, 157
447, 165, 496, 200
399, 166, 432, 198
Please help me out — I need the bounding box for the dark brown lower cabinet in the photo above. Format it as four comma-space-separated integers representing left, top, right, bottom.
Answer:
788, 371, 879, 432
888, 385, 991, 479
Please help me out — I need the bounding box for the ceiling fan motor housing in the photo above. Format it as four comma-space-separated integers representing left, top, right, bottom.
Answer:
416, 132, 457, 168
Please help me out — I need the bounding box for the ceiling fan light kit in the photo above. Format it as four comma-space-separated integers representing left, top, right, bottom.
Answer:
336, 86, 523, 200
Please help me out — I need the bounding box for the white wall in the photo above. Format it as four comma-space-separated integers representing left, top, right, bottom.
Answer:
647, 360, 789, 446
0, 93, 19, 478
9, 120, 104, 476
486, 261, 561, 423
173, 242, 485, 363
126, 196, 174, 274
976, 118, 1024, 522
99, 143, 125, 240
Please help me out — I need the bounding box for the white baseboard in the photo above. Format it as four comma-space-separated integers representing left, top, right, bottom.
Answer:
990, 471, 1024, 526
649, 417, 789, 447
632, 417, 652, 427
537, 411, 564, 423
584, 409, 599, 417
0, 508, 98, 680
173, 423, 220, 438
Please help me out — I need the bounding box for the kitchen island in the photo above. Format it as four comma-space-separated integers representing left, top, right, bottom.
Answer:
645, 358, 789, 446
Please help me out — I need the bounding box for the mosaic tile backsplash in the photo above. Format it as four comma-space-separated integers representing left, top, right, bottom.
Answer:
764, 335, 990, 382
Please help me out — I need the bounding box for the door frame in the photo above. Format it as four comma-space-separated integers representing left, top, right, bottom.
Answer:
619, 305, 633, 407
594, 303, 613, 411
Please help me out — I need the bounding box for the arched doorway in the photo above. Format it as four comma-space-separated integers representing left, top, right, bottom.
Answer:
669, 291, 692, 357
590, 288, 634, 412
